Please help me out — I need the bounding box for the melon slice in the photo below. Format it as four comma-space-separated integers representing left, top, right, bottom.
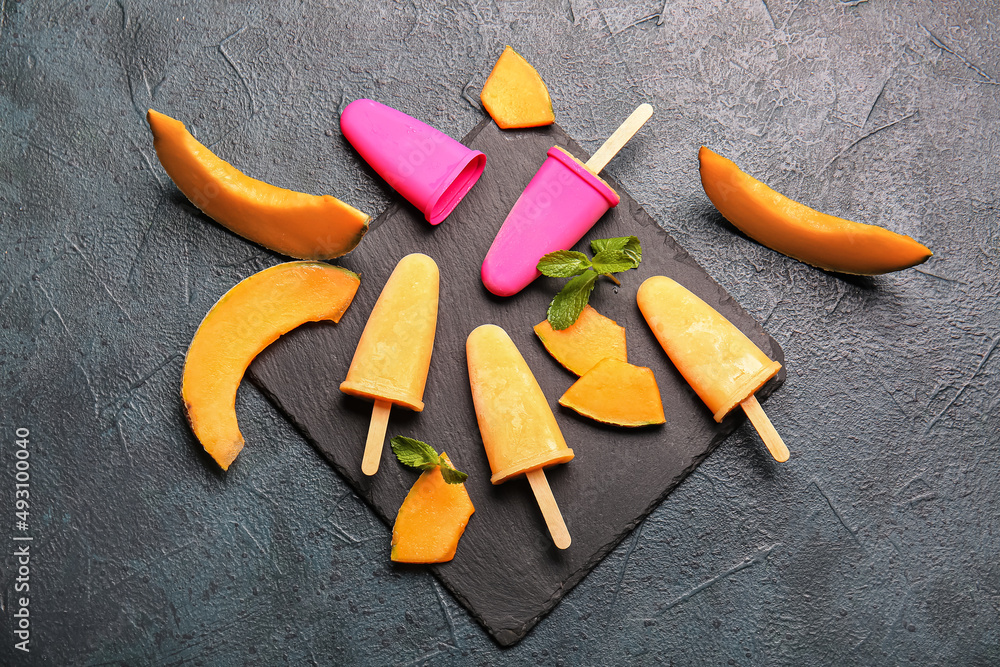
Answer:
182, 261, 360, 469
534, 305, 627, 376
148, 109, 369, 260
480, 46, 555, 129
391, 453, 475, 563
559, 358, 666, 427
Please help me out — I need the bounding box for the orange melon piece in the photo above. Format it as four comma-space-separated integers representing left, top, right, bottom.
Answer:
148, 109, 369, 260
182, 262, 360, 469
534, 305, 627, 376
480, 46, 555, 129
391, 453, 475, 563
699, 146, 931, 274
559, 358, 665, 427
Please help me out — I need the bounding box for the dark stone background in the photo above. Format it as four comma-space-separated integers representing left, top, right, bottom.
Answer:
1, 1, 998, 665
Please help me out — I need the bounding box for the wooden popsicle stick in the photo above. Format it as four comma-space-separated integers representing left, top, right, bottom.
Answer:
585, 103, 654, 174
740, 394, 789, 463
526, 468, 571, 549
361, 400, 392, 476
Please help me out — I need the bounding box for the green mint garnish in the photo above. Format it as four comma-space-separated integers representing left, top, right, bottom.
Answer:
591, 236, 641, 261
591, 250, 639, 274
390, 436, 468, 484
536, 250, 592, 277
546, 271, 598, 330
389, 436, 438, 469
537, 235, 642, 330
438, 456, 469, 484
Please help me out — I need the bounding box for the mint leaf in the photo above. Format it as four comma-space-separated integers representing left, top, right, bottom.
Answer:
543, 236, 643, 330
391, 436, 469, 483
591, 236, 641, 266
438, 455, 469, 484
621, 236, 642, 265
591, 250, 639, 274
390, 436, 439, 470
547, 271, 598, 330
590, 236, 630, 255
537, 250, 592, 277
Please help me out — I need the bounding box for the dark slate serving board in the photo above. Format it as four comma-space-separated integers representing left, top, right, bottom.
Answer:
247, 119, 785, 646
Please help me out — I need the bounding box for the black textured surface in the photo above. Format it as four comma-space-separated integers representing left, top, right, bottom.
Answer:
2, 1, 999, 665
247, 118, 785, 646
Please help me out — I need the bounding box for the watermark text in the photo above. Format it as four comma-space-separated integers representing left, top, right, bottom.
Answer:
12, 427, 32, 653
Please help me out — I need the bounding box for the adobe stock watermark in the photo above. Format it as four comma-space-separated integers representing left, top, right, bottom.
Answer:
11, 427, 32, 654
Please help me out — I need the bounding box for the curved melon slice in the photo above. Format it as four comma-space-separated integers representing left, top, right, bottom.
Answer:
534, 305, 627, 376
391, 453, 475, 563
480, 46, 555, 129
699, 146, 931, 274
559, 358, 665, 427
182, 261, 360, 469
148, 109, 369, 260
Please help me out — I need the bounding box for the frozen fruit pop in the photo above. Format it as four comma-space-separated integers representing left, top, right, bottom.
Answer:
637, 276, 789, 462
481, 146, 619, 297
341, 253, 439, 475
467, 324, 573, 549
481, 103, 653, 297
637, 276, 781, 421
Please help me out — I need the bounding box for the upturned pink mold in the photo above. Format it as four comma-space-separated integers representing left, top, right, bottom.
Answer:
341, 99, 486, 225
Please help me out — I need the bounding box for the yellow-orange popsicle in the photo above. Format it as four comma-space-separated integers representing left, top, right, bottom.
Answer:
340, 253, 439, 411
637, 276, 781, 422
466, 324, 574, 484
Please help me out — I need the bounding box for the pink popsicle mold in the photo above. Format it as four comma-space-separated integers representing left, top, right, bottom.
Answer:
340, 99, 486, 225
481, 146, 620, 297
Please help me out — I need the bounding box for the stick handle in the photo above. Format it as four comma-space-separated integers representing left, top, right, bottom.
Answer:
585, 103, 653, 173
526, 468, 571, 549
740, 394, 789, 463
362, 400, 392, 475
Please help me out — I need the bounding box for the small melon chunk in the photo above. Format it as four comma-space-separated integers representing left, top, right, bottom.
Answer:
391, 453, 475, 563
534, 305, 627, 376
559, 358, 666, 427
480, 46, 555, 129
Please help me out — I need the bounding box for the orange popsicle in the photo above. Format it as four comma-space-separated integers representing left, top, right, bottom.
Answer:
341, 253, 439, 474
637, 276, 788, 462
466, 324, 573, 548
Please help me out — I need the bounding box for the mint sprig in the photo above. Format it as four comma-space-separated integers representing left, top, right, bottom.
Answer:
438, 462, 468, 485
591, 236, 642, 260
537, 235, 642, 330
536, 250, 591, 277
546, 271, 598, 330
389, 436, 469, 484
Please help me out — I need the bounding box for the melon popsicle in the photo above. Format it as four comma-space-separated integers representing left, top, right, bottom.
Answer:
481, 104, 653, 297
341, 253, 439, 475
466, 324, 573, 549
637, 276, 789, 462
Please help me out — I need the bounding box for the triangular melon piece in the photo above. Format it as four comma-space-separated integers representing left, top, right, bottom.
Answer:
481, 46, 555, 129
534, 305, 627, 376
559, 358, 666, 427
391, 453, 475, 563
